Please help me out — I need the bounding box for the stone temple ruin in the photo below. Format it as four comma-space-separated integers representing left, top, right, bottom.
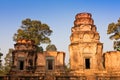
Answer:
2, 12, 120, 80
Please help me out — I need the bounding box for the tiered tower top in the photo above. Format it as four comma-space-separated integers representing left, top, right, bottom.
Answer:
74, 13, 94, 26
70, 12, 99, 43
72, 12, 96, 32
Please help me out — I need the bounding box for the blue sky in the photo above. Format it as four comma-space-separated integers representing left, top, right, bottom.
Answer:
0, 0, 120, 64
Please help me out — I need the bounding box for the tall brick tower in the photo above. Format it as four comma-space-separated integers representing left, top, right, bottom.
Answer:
69, 13, 103, 72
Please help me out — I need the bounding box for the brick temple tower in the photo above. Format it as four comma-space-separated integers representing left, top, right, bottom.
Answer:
9, 40, 37, 79
69, 13, 103, 72
9, 39, 65, 80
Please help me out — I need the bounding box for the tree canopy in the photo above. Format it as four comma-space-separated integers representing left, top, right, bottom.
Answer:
107, 18, 120, 40
3, 49, 13, 74
13, 18, 53, 45
107, 18, 120, 50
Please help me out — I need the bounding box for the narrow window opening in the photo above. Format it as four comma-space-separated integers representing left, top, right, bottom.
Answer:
19, 61, 24, 70
85, 58, 90, 69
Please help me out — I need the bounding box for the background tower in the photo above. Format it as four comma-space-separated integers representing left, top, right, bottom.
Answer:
69, 13, 103, 72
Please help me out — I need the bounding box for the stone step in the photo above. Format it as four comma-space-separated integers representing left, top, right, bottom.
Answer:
86, 75, 96, 80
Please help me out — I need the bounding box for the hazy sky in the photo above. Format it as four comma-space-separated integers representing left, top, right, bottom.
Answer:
0, 0, 120, 64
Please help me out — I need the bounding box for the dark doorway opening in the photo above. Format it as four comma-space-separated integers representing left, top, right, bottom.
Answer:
19, 61, 24, 70
47, 59, 53, 70
85, 58, 90, 69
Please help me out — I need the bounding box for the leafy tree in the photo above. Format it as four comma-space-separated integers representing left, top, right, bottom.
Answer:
107, 18, 120, 50
37, 46, 44, 52
0, 66, 5, 75
0, 51, 4, 75
4, 49, 13, 74
0, 52, 3, 67
13, 18, 53, 46
46, 44, 57, 51
65, 62, 70, 71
